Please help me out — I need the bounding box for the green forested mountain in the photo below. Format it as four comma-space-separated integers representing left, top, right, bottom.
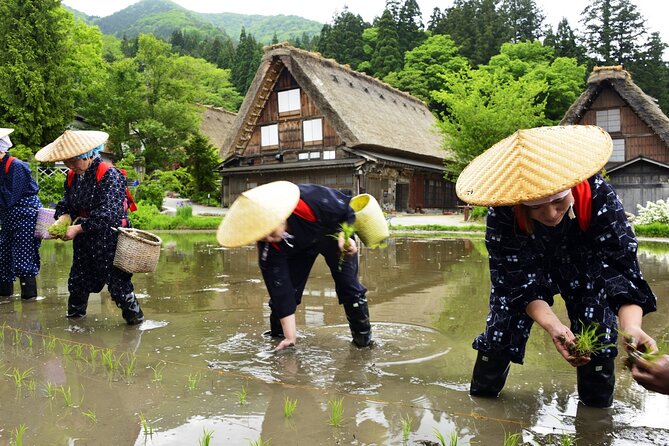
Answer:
68, 0, 321, 43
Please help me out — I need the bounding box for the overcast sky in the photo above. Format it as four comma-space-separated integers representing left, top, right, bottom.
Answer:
61, 0, 668, 52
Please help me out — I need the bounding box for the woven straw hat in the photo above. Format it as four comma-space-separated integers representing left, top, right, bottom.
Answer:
35, 130, 109, 162
350, 194, 389, 248
217, 181, 300, 247
0, 128, 14, 138
456, 125, 612, 206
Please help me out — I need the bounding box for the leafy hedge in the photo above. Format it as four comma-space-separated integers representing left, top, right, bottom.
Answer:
633, 223, 669, 238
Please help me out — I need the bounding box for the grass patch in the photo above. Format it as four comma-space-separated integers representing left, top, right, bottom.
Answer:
634, 223, 669, 238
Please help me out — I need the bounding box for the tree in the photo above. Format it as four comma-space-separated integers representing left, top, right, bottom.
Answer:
370, 9, 403, 78
581, 0, 646, 65
230, 28, 262, 95
397, 0, 426, 55
317, 7, 368, 69
543, 18, 588, 64
500, 0, 545, 42
184, 132, 220, 197
626, 32, 669, 115
384, 34, 470, 112
0, 0, 75, 146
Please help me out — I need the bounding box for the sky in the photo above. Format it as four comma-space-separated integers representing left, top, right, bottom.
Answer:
61, 0, 668, 50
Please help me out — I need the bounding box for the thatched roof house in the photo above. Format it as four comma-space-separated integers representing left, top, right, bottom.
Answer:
561, 66, 669, 211
198, 105, 237, 149
218, 43, 454, 211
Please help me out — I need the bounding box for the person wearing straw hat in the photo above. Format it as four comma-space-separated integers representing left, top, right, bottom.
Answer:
35, 130, 144, 325
217, 181, 372, 351
456, 125, 657, 408
0, 127, 42, 300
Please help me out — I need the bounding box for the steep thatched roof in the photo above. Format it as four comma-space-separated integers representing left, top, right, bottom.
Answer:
561, 66, 669, 146
221, 43, 445, 162
198, 105, 236, 150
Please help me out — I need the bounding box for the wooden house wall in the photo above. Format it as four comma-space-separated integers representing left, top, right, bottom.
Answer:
579, 87, 669, 163
609, 162, 669, 212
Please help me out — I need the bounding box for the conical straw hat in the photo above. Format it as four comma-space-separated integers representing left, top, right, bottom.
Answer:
350, 194, 389, 248
0, 128, 14, 138
35, 130, 109, 162
456, 125, 612, 206
217, 181, 300, 247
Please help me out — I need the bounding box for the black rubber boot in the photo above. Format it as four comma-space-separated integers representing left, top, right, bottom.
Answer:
343, 296, 372, 347
115, 293, 144, 325
0, 281, 13, 298
66, 293, 89, 319
577, 357, 615, 408
470, 351, 511, 397
263, 312, 285, 338
19, 276, 37, 300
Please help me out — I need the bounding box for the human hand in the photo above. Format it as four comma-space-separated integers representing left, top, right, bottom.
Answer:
55, 214, 72, 225
631, 354, 669, 395
62, 224, 83, 241
338, 236, 358, 256
622, 327, 657, 355
274, 338, 296, 351
551, 325, 590, 367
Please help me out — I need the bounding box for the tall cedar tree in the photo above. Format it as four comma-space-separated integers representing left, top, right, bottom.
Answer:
626, 32, 669, 115
397, 0, 426, 56
371, 9, 403, 78
0, 0, 75, 146
500, 0, 545, 42
543, 18, 588, 64
581, 0, 646, 65
440, 0, 510, 67
317, 7, 367, 69
185, 132, 221, 195
231, 28, 262, 95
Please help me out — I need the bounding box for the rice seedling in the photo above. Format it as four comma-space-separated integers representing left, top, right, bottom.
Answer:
283, 395, 297, 418
25, 334, 33, 350
248, 438, 270, 446
9, 423, 26, 446
82, 410, 98, 424
558, 433, 576, 445
400, 415, 412, 442
149, 361, 166, 382
11, 367, 34, 389
44, 333, 57, 352
26, 379, 36, 393
187, 372, 201, 391
58, 386, 74, 407
101, 349, 114, 371
73, 344, 84, 360
61, 342, 76, 357
87, 346, 98, 365
12, 328, 21, 346
139, 412, 153, 436
48, 218, 71, 239
433, 429, 447, 446
327, 397, 344, 427
198, 428, 214, 446
236, 383, 248, 404
0, 322, 6, 342
503, 432, 522, 446
43, 382, 57, 399
561, 322, 614, 357
331, 223, 356, 271
120, 353, 137, 380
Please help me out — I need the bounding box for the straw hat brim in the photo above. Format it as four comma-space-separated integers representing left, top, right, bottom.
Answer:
0, 128, 14, 139
456, 125, 613, 206
35, 130, 109, 162
216, 181, 300, 247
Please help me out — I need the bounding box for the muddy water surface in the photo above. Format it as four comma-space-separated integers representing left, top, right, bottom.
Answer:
0, 234, 668, 445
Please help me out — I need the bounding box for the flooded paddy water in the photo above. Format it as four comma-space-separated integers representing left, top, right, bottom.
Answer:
1, 233, 668, 445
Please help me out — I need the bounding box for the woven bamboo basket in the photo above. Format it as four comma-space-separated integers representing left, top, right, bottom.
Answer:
113, 227, 162, 273
34, 208, 56, 239
349, 194, 389, 248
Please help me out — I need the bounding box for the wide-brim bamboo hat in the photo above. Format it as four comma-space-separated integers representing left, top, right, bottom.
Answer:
35, 130, 109, 162
0, 128, 14, 138
217, 181, 300, 248
455, 125, 612, 206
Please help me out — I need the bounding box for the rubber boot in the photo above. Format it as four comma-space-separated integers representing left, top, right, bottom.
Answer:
19, 276, 37, 300
263, 312, 285, 338
577, 357, 615, 408
66, 293, 89, 320
343, 296, 372, 347
115, 293, 144, 325
0, 281, 13, 298
470, 351, 511, 397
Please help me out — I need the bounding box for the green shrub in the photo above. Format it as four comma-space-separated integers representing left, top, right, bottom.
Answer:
37, 171, 66, 207
469, 206, 488, 221
636, 199, 669, 225
135, 181, 164, 210
129, 201, 161, 229
634, 223, 669, 238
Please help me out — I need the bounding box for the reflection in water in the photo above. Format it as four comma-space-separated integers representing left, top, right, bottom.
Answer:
0, 234, 667, 445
